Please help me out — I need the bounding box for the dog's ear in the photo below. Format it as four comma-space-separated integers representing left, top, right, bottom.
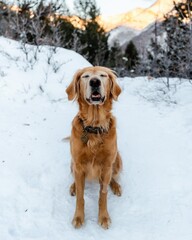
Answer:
108, 70, 121, 101
66, 69, 82, 100
111, 70, 119, 77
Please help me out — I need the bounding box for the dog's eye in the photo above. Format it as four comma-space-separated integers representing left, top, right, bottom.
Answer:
100, 74, 107, 77
82, 75, 89, 78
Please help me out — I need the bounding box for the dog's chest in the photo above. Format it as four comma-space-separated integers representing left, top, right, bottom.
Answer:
82, 135, 104, 180
85, 134, 104, 152
85, 161, 101, 180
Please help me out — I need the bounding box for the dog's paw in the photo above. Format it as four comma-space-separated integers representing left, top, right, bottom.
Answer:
70, 183, 76, 196
110, 180, 122, 196
72, 216, 84, 228
98, 215, 111, 229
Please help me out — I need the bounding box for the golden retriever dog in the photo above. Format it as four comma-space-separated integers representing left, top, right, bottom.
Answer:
66, 66, 122, 229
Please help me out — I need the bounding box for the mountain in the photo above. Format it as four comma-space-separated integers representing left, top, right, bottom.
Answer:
102, 0, 182, 31
107, 0, 182, 50
122, 21, 165, 55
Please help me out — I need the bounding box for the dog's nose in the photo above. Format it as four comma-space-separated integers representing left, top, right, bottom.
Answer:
90, 78, 101, 88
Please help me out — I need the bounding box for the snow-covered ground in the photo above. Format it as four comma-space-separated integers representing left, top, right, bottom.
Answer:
0, 37, 192, 240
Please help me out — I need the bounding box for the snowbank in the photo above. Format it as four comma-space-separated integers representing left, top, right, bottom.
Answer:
0, 37, 91, 103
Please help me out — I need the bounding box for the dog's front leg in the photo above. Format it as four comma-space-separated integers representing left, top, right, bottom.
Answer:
72, 169, 85, 228
98, 167, 112, 229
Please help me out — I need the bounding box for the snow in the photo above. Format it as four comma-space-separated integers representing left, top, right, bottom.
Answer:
0, 37, 192, 240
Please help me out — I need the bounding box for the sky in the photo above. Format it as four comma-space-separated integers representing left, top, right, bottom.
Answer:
65, 0, 156, 16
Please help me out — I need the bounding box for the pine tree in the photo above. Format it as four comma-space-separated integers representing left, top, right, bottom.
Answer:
124, 41, 139, 72
173, 0, 192, 79
107, 41, 123, 68
163, 0, 192, 78
54, 18, 75, 49
147, 0, 192, 80
163, 13, 191, 78
74, 0, 109, 65
146, 23, 169, 79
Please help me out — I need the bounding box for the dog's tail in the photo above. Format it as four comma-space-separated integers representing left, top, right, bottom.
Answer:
62, 136, 70, 142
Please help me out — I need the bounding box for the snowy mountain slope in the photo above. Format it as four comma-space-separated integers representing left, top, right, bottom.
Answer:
107, 0, 182, 49
102, 0, 182, 31
123, 21, 165, 54
108, 26, 140, 47
0, 37, 192, 240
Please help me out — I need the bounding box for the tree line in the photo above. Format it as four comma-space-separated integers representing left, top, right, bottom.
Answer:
143, 0, 192, 82
0, 0, 139, 76
0, 0, 191, 80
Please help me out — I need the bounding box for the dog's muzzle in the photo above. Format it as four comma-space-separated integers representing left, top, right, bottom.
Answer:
86, 78, 105, 104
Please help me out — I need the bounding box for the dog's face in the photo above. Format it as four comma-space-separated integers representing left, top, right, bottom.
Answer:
81, 69, 110, 105
66, 66, 121, 105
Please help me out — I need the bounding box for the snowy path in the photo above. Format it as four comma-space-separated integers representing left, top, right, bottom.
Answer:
114, 80, 192, 240
1, 77, 192, 240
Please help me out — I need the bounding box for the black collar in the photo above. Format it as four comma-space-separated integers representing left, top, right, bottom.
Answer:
84, 125, 106, 134
78, 117, 107, 134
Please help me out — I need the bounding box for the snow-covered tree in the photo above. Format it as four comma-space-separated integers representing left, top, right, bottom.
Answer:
147, 0, 192, 81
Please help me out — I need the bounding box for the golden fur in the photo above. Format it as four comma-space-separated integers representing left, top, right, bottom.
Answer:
66, 66, 122, 229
